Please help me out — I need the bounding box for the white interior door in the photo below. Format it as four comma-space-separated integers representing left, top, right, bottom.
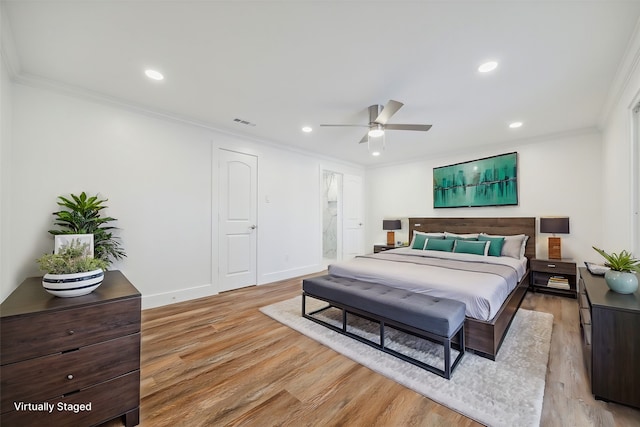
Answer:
342, 174, 365, 260
218, 149, 257, 292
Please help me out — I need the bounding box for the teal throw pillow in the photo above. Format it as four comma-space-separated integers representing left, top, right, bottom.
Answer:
478, 235, 506, 257
453, 240, 489, 256
425, 238, 455, 252
411, 234, 428, 249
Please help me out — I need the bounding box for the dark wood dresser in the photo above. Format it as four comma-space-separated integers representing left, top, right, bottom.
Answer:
1, 270, 141, 426
578, 267, 640, 409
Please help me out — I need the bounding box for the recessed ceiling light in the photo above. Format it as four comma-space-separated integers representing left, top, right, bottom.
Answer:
145, 69, 164, 81
302, 126, 312, 133
478, 61, 498, 73
371, 151, 381, 156
509, 121, 523, 129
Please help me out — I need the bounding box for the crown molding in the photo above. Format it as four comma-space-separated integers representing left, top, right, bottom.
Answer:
600, 16, 640, 126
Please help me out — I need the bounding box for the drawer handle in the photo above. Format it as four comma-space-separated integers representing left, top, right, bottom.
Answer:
67, 330, 75, 335
67, 374, 74, 380
547, 264, 556, 268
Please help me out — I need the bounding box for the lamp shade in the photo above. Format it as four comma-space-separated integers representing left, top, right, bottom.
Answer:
540, 217, 570, 234
383, 220, 401, 231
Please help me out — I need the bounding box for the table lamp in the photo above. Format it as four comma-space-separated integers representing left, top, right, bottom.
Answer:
383, 219, 401, 246
540, 216, 570, 259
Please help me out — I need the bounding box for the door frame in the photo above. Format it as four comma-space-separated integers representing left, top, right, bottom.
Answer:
320, 168, 343, 266
318, 167, 365, 265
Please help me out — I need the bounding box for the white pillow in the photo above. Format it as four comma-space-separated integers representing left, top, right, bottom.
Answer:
444, 232, 479, 239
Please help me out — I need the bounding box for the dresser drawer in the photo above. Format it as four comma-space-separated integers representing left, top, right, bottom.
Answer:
0, 370, 140, 427
1, 333, 140, 414
579, 293, 590, 310
1, 297, 140, 364
530, 259, 575, 275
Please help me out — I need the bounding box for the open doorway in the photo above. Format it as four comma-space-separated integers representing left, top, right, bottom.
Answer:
322, 170, 342, 267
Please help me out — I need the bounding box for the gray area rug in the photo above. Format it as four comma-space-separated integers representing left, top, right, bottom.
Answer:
260, 295, 553, 427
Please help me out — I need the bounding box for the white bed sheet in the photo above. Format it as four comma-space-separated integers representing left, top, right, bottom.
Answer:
327, 247, 528, 321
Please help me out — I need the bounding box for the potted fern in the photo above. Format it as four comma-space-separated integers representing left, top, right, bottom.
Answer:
593, 247, 640, 294
37, 239, 107, 297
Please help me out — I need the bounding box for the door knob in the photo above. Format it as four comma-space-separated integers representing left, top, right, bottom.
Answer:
249, 225, 257, 230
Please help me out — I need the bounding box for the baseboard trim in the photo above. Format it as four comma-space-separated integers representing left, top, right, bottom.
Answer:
142, 283, 217, 310
142, 265, 325, 309
259, 264, 325, 285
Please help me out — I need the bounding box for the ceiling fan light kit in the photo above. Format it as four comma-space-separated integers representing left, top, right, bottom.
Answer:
320, 100, 432, 153
368, 125, 384, 138
368, 132, 385, 156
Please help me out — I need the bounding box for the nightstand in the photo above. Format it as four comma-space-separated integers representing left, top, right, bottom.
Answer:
530, 258, 577, 298
374, 244, 402, 253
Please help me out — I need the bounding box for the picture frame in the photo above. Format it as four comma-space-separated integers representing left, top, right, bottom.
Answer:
433, 152, 518, 208
54, 234, 94, 257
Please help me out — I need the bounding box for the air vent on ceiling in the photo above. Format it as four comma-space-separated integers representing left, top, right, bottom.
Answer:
233, 118, 256, 127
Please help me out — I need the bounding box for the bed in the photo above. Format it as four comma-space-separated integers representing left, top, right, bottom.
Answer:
327, 217, 536, 360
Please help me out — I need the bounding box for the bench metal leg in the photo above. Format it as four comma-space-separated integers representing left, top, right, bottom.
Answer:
444, 338, 452, 379
302, 292, 306, 317
447, 323, 465, 379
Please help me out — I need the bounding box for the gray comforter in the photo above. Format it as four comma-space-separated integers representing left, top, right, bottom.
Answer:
328, 247, 526, 321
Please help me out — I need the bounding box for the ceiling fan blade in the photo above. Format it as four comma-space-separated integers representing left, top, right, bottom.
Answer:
374, 100, 404, 125
358, 133, 369, 144
320, 124, 369, 127
384, 124, 432, 131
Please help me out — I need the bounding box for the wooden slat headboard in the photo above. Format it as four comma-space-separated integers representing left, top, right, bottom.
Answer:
408, 217, 536, 262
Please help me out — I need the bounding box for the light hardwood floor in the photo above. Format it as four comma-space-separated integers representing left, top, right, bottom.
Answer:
103, 274, 640, 427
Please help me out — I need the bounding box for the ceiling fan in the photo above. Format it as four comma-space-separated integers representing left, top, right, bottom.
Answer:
320, 100, 432, 144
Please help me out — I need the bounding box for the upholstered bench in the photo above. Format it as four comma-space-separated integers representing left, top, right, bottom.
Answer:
302, 275, 466, 379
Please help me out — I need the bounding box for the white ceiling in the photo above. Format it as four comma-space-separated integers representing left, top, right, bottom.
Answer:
4, 1, 640, 166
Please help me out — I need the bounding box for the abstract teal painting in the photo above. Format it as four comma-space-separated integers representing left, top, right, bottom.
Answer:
433, 152, 518, 208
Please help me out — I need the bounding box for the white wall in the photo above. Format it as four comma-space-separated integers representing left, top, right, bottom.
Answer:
5, 84, 213, 305
256, 148, 320, 283
2, 82, 364, 306
601, 32, 640, 254
366, 131, 603, 265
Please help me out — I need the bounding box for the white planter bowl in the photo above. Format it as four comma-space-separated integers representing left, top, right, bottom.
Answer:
42, 269, 105, 297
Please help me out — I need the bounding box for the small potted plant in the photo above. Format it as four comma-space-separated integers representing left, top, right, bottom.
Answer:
37, 239, 108, 297
592, 246, 640, 294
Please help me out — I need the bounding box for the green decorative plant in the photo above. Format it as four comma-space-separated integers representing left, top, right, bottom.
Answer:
48, 192, 126, 266
37, 239, 108, 275
592, 247, 640, 273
